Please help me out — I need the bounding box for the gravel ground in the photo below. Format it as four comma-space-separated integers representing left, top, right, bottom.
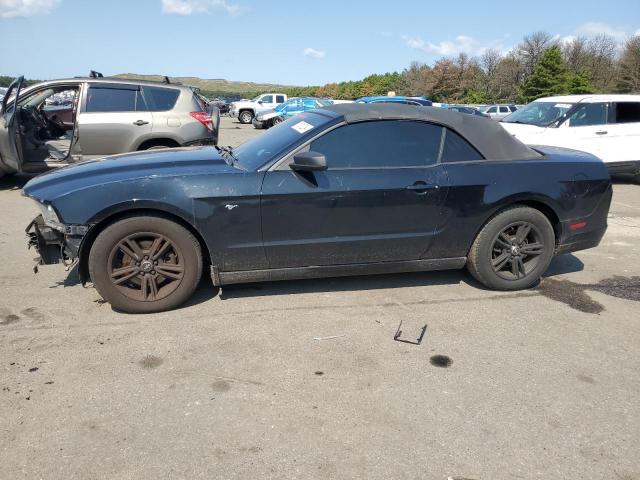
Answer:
1, 116, 639, 480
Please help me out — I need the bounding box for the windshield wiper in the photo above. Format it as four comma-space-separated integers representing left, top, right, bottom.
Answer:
215, 146, 245, 170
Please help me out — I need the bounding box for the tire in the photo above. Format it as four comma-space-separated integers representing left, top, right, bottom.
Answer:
467, 206, 555, 291
88, 216, 203, 313
238, 110, 253, 124
271, 116, 284, 127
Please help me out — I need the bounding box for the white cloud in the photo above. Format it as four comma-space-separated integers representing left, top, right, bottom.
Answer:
0, 0, 61, 18
161, 0, 239, 16
303, 47, 325, 59
552, 34, 577, 46
402, 34, 508, 57
576, 22, 628, 40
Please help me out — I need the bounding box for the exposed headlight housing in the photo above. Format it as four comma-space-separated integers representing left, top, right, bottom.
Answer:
37, 202, 64, 231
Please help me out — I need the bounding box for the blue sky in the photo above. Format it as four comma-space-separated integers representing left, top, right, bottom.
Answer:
1, 0, 639, 85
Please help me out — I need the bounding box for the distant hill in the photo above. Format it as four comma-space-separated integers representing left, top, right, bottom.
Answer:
115, 73, 296, 95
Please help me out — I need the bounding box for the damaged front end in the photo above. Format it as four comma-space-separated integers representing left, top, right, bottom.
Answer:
26, 214, 88, 273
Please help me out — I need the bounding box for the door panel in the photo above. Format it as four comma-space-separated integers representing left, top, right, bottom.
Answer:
605, 102, 640, 162
261, 167, 448, 268
550, 102, 610, 159
261, 120, 449, 268
0, 76, 24, 174
76, 84, 152, 157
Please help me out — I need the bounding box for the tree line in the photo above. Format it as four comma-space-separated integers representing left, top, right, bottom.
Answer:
2, 31, 638, 104
284, 31, 640, 103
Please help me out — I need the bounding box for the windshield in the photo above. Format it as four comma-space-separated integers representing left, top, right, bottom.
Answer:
275, 99, 294, 112
502, 101, 575, 127
233, 111, 333, 171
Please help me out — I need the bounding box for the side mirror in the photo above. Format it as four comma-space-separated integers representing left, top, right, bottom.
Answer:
290, 151, 327, 172
258, 100, 263, 104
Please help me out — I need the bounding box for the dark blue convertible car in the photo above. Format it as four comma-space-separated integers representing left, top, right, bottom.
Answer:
24, 103, 612, 313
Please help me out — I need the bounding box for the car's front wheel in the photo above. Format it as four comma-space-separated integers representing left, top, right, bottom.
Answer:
467, 206, 555, 290
238, 110, 253, 124
88, 216, 203, 313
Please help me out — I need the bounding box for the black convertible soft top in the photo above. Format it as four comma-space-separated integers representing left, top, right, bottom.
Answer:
319, 103, 541, 161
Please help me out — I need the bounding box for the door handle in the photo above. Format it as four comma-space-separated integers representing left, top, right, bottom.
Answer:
133, 120, 149, 126
406, 181, 439, 194
595, 130, 608, 135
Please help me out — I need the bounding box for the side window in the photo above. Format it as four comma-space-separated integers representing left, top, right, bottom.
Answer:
567, 103, 607, 127
441, 129, 483, 163
85, 86, 143, 112
261, 95, 274, 103
487, 107, 497, 113
499, 106, 509, 113
309, 120, 443, 169
142, 87, 180, 111
509, 106, 518, 112
275, 95, 285, 103
613, 102, 640, 124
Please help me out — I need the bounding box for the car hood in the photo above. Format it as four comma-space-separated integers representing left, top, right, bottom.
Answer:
500, 122, 547, 137
256, 109, 279, 121
23, 146, 240, 202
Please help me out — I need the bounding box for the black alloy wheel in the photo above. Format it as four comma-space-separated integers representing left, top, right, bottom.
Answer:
490, 222, 545, 280
467, 206, 555, 291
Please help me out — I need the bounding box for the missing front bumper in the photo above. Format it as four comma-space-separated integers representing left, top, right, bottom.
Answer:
26, 215, 83, 270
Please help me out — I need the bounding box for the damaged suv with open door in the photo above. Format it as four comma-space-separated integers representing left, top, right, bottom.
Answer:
0, 74, 219, 178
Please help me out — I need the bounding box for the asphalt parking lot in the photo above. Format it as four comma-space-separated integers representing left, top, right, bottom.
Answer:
1, 116, 639, 480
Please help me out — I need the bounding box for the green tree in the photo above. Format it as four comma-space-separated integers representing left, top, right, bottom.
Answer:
566, 70, 594, 94
520, 46, 592, 101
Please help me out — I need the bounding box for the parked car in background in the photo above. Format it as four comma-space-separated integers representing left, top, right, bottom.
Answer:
482, 104, 518, 120
253, 97, 333, 129
229, 93, 287, 124
448, 105, 489, 118
0, 75, 219, 179
206, 98, 230, 114
501, 94, 640, 182
24, 103, 611, 313
356, 95, 432, 106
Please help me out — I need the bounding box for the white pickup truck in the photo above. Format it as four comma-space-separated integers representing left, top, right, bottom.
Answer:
229, 93, 288, 124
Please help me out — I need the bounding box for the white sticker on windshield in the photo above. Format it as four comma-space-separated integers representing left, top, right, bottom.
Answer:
554, 103, 572, 108
291, 121, 314, 134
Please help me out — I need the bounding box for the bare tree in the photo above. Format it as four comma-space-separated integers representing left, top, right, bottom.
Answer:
518, 31, 556, 79
587, 34, 618, 91
618, 35, 640, 92
563, 36, 590, 72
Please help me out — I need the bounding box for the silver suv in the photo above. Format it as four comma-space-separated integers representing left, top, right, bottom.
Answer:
0, 74, 219, 178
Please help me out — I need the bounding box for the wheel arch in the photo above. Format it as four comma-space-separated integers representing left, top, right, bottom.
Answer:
467, 196, 563, 256
136, 137, 181, 150
77, 205, 212, 285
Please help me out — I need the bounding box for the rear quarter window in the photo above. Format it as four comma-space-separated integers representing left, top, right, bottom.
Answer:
142, 87, 180, 111
441, 129, 483, 163
613, 102, 640, 123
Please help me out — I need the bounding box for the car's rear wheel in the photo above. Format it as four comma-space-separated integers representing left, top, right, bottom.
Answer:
238, 110, 253, 124
467, 206, 555, 290
271, 116, 284, 127
88, 216, 203, 313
